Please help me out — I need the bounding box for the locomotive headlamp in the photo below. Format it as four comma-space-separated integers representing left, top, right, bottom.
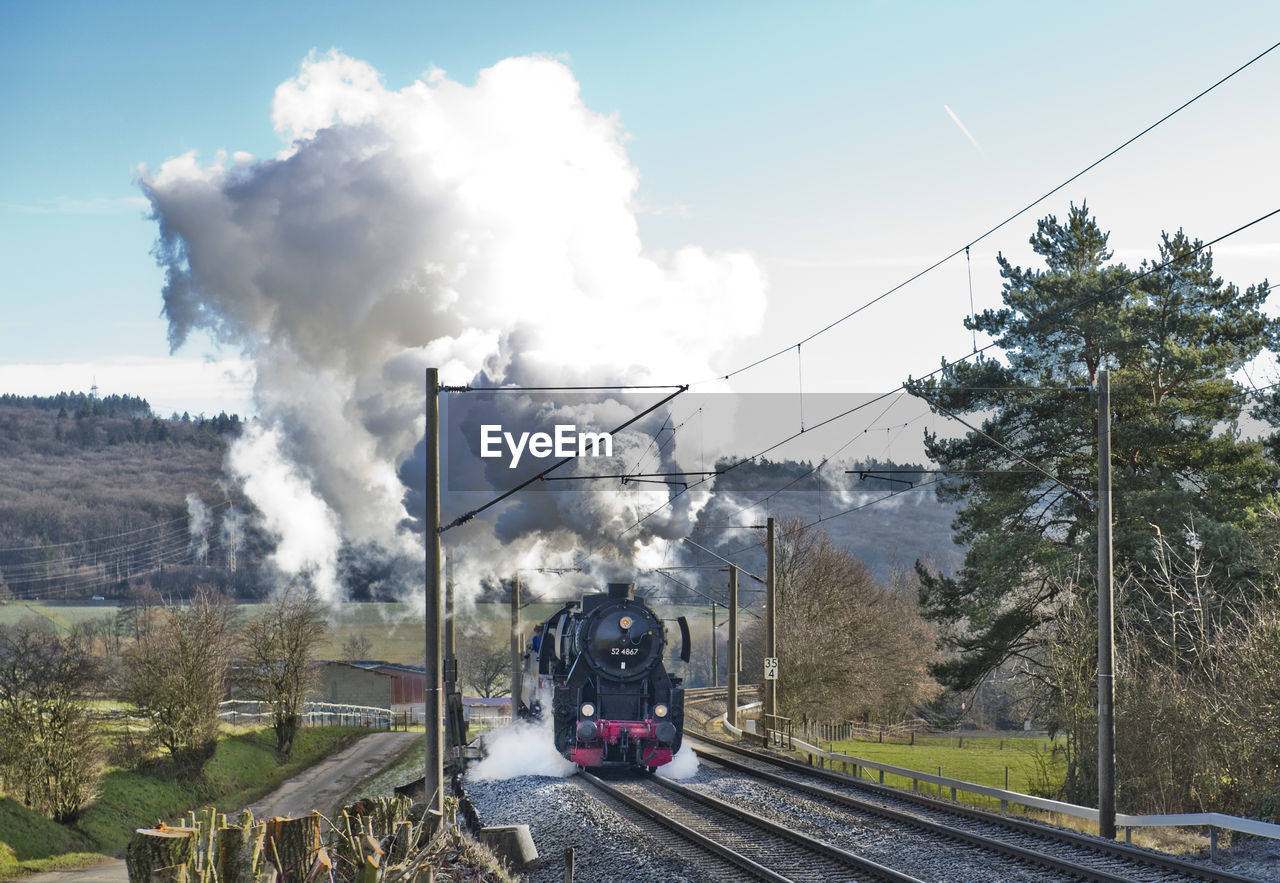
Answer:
653, 704, 668, 718
619, 615, 634, 629
580, 702, 596, 718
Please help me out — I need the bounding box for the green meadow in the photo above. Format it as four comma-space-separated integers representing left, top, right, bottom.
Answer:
810, 733, 1065, 810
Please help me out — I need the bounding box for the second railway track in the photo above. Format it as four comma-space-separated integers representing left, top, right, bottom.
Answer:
680, 731, 1259, 883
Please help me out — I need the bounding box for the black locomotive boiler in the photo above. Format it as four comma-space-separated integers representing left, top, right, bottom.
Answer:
520, 582, 689, 770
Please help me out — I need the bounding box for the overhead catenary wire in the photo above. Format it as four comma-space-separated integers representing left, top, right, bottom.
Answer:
705, 39, 1280, 386
440, 385, 689, 531
621, 204, 1280, 538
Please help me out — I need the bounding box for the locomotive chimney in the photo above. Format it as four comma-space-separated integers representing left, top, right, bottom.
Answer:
607, 582, 634, 600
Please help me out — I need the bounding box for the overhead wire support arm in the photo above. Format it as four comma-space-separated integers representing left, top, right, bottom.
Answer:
540, 471, 720, 482
848, 468, 1038, 487
440, 384, 689, 532
681, 536, 766, 584
457, 384, 686, 392
908, 386, 1092, 506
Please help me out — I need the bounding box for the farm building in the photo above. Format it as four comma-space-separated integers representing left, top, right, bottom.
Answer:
343, 660, 426, 706
312, 661, 395, 708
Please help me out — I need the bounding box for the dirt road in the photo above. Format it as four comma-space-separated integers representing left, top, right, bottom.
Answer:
17, 731, 420, 883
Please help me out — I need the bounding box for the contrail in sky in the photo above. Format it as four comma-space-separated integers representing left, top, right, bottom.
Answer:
944, 104, 985, 156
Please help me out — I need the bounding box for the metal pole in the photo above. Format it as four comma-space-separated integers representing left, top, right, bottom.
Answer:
711, 602, 718, 688
728, 565, 739, 729
424, 368, 444, 818
765, 516, 777, 724
444, 553, 457, 755
510, 574, 522, 713
1097, 368, 1116, 840
445, 556, 456, 666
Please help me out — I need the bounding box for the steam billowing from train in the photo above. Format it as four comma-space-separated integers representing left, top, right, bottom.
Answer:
142, 51, 767, 603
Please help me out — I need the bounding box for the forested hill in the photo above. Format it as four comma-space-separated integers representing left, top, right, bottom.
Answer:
0, 392, 154, 418
0, 396, 255, 601
691, 457, 963, 585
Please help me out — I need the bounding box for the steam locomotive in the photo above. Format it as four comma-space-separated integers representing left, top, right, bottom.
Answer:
520, 582, 689, 771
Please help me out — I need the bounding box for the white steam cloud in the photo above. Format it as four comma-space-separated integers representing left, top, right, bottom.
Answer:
185, 493, 211, 564
466, 713, 576, 782
141, 51, 767, 600
225, 423, 342, 601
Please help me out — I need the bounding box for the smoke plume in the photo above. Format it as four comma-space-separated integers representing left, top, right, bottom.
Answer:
185, 493, 211, 564
142, 51, 767, 601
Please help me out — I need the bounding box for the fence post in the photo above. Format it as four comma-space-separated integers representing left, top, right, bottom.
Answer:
1210, 826, 1218, 862
1001, 767, 1009, 813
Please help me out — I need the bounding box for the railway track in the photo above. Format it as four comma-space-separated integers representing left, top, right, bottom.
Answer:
684, 731, 1260, 883
578, 767, 926, 882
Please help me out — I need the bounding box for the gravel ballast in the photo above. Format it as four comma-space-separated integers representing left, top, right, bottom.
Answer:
465, 774, 705, 882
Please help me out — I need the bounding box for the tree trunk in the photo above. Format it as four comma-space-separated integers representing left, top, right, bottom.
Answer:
264, 813, 322, 880
217, 810, 262, 883
126, 826, 196, 882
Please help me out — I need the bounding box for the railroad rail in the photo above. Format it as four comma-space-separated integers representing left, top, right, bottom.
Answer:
686, 731, 1259, 883
577, 768, 925, 882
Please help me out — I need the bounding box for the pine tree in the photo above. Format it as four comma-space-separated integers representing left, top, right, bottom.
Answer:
911, 204, 1275, 691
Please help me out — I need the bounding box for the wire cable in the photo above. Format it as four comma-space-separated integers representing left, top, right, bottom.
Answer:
707, 40, 1280, 385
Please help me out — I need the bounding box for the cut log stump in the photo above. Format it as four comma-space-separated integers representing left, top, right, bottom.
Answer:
126, 825, 197, 882
265, 813, 323, 881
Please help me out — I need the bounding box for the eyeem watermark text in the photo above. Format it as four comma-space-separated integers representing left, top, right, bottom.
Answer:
480, 424, 614, 469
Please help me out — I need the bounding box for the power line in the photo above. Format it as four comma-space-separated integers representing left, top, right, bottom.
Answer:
440, 385, 688, 531
707, 39, 1280, 385
910, 387, 1092, 505
620, 204, 1280, 538
0, 501, 232, 553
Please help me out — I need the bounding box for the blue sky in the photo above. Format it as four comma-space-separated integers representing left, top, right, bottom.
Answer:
3, 1, 1279, 418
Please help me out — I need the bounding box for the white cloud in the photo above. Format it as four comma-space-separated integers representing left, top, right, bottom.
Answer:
139, 51, 769, 598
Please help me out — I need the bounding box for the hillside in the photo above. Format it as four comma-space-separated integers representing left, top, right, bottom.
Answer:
0, 395, 259, 601
690, 457, 963, 587
0, 396, 964, 604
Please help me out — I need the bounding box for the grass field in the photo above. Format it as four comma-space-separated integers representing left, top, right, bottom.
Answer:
813, 733, 1065, 811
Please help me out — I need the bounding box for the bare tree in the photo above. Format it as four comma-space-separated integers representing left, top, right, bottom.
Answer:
340, 633, 373, 663
749, 519, 939, 725
116, 583, 162, 641
236, 587, 328, 757
457, 638, 510, 698
118, 587, 240, 773
0, 619, 101, 821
